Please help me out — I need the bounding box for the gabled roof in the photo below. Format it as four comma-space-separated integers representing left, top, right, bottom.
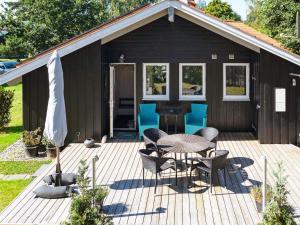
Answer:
1, 0, 300, 85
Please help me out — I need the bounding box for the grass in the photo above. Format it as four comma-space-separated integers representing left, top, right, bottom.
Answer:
0, 179, 32, 212
0, 59, 26, 62
0, 160, 52, 175
0, 84, 23, 153
226, 86, 246, 95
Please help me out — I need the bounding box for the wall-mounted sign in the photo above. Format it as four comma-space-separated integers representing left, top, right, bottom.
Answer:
275, 88, 286, 112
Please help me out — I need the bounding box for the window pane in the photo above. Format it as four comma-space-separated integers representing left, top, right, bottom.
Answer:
145, 65, 167, 95
182, 66, 203, 96
226, 66, 247, 96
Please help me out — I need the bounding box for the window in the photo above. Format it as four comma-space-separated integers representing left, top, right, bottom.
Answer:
179, 63, 206, 100
143, 63, 169, 100
223, 63, 250, 101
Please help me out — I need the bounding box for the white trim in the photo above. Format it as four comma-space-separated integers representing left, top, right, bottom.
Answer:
2, 0, 300, 85
175, 11, 260, 53
171, 1, 300, 65
143, 63, 170, 101
179, 63, 206, 101
0, 1, 171, 85
223, 63, 250, 101
110, 63, 137, 130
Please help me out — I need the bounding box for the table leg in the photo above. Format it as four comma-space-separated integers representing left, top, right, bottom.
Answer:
165, 115, 168, 133
185, 153, 189, 185
175, 115, 178, 133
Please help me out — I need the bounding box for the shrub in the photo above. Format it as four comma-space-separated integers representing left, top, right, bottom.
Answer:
22, 127, 42, 146
250, 185, 273, 203
0, 86, 14, 130
42, 136, 55, 148
259, 162, 296, 225
62, 160, 113, 225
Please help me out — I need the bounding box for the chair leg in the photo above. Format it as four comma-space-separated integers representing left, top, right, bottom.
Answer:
190, 160, 193, 178
224, 168, 226, 188
210, 173, 212, 193
155, 173, 158, 194
142, 169, 145, 186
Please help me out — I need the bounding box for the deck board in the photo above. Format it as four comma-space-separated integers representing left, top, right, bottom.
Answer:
1, 133, 300, 225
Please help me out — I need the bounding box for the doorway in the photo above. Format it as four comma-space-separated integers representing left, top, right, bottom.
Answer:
109, 63, 136, 138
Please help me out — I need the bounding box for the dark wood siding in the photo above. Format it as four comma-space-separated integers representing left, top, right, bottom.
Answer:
258, 49, 300, 144
103, 16, 259, 132
23, 40, 103, 143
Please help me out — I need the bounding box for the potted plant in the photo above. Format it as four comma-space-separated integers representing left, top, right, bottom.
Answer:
22, 127, 42, 157
94, 187, 108, 211
250, 185, 272, 213
42, 137, 56, 158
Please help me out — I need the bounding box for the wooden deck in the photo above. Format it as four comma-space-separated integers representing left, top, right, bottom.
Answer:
1, 132, 300, 225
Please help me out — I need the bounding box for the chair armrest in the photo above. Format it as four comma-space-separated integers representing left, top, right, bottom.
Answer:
155, 112, 160, 125
138, 113, 142, 125
157, 157, 177, 170
184, 113, 192, 124
203, 117, 207, 127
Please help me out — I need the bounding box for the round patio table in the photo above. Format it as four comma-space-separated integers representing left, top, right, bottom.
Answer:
157, 134, 210, 185
157, 134, 210, 154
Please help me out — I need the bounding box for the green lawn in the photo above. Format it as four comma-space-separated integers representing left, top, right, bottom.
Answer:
0, 160, 51, 175
0, 84, 23, 153
0, 179, 32, 212
226, 86, 246, 95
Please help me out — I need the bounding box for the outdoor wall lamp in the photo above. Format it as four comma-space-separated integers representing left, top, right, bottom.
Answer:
119, 54, 125, 63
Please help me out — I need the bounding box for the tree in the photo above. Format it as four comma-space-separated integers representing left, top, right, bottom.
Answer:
246, 0, 300, 54
259, 162, 296, 225
0, 0, 158, 57
204, 0, 241, 21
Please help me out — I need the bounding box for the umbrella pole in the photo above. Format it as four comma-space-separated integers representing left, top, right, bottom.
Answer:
55, 146, 62, 186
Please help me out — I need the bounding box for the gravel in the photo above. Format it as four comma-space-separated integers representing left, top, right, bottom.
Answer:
0, 139, 48, 161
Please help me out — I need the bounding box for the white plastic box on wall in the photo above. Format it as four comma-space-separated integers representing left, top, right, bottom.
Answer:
274, 88, 286, 112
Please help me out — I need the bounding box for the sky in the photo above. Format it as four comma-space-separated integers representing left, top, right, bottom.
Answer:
0, 0, 249, 20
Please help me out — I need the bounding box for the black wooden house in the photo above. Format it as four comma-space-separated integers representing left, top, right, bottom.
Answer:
1, 0, 300, 145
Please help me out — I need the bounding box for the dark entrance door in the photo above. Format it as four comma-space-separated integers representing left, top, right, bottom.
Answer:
289, 76, 300, 146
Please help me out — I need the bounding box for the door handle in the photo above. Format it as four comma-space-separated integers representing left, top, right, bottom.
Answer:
256, 104, 261, 110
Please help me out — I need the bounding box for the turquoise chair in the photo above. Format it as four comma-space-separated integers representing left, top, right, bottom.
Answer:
138, 104, 160, 140
184, 104, 208, 134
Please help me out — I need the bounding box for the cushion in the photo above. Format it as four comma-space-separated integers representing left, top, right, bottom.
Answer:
43, 173, 77, 186
34, 185, 71, 199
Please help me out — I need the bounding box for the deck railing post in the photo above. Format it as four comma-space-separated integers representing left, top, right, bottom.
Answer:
262, 155, 267, 212
92, 155, 99, 190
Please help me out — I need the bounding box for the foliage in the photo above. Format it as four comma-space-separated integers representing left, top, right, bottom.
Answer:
94, 187, 108, 207
62, 160, 112, 225
0, 0, 158, 57
0, 84, 23, 153
42, 136, 55, 148
0, 179, 32, 212
204, 0, 241, 21
0, 86, 14, 130
246, 0, 300, 54
22, 127, 42, 146
76, 160, 91, 194
0, 160, 51, 175
250, 185, 273, 203
259, 162, 296, 225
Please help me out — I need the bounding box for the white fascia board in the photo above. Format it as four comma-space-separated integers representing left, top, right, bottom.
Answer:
0, 1, 171, 85
170, 1, 300, 67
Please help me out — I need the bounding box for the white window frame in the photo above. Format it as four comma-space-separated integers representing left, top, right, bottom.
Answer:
223, 63, 250, 101
143, 63, 170, 100
179, 63, 206, 101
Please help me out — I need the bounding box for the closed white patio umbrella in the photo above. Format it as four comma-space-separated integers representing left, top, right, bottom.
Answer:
44, 50, 67, 186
